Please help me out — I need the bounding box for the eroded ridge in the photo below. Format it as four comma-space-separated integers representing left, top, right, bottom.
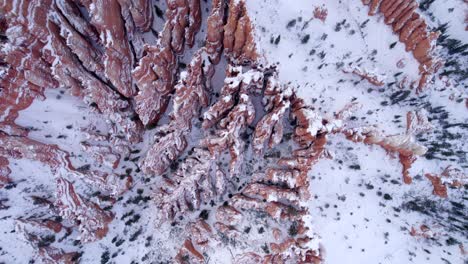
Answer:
362, 0, 442, 91
0, 0, 459, 262
140, 0, 224, 175
133, 0, 202, 126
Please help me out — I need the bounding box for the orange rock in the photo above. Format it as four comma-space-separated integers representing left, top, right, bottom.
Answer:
55, 177, 114, 242
426, 173, 448, 198
313, 6, 328, 22
224, 0, 258, 64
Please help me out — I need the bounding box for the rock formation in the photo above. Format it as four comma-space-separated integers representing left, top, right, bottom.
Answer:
140, 0, 225, 175
154, 148, 228, 222
15, 216, 79, 263
55, 177, 114, 243
223, 0, 258, 64
343, 64, 386, 86
361, 0, 442, 91
0, 0, 453, 262
0, 131, 132, 196
343, 110, 430, 184
0, 156, 10, 188
202, 65, 263, 174
252, 71, 291, 153
425, 166, 467, 198
132, 0, 201, 126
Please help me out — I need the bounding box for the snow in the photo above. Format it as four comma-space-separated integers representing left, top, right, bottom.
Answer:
245, 0, 467, 263
1, 0, 466, 263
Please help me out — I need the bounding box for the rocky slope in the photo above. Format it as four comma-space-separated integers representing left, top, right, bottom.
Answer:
0, 0, 466, 263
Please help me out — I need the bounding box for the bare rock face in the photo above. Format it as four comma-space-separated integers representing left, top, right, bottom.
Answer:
55, 177, 114, 243
361, 0, 442, 91
162, 0, 201, 54
342, 64, 385, 86
313, 6, 328, 22
132, 44, 176, 126
224, 0, 258, 64
0, 3, 53, 136
1, 0, 452, 262
132, 0, 205, 127
210, 111, 325, 263
46, 16, 143, 143
117, 0, 153, 32
205, 0, 226, 64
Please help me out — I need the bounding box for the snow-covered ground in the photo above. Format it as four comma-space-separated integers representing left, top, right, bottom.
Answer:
247, 0, 467, 263
0, 0, 466, 263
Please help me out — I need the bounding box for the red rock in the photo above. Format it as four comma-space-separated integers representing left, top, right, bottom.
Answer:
205, 0, 226, 64
362, 0, 441, 91
243, 183, 301, 206
399, 15, 423, 43
55, 0, 99, 42
368, 0, 382, 16
176, 239, 205, 263
202, 66, 243, 129
253, 73, 291, 153
425, 173, 448, 198
117, 0, 153, 32
163, 0, 201, 54
343, 65, 385, 86
202, 79, 256, 173
313, 6, 328, 22
216, 205, 243, 225
16, 218, 63, 234
80, 0, 135, 98
175, 220, 213, 263
55, 177, 114, 242
0, 156, 10, 188
224, 0, 258, 64
385, 0, 413, 24
392, 5, 418, 32
133, 45, 176, 126
0, 131, 131, 195
37, 246, 78, 264
186, 220, 213, 247
140, 1, 224, 173
153, 148, 227, 221
230, 194, 305, 221
51, 10, 105, 79
80, 142, 120, 169
342, 110, 430, 184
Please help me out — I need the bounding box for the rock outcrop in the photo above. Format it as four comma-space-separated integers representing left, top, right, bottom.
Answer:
140, 0, 225, 175
343, 110, 430, 184
224, 0, 258, 64
55, 177, 114, 243
132, 0, 202, 126
153, 148, 228, 222
362, 0, 442, 91
202, 65, 263, 174
425, 166, 467, 198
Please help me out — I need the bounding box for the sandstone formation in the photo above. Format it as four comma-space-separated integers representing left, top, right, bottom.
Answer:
1, 0, 451, 262
140, 0, 224, 175
361, 0, 442, 91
